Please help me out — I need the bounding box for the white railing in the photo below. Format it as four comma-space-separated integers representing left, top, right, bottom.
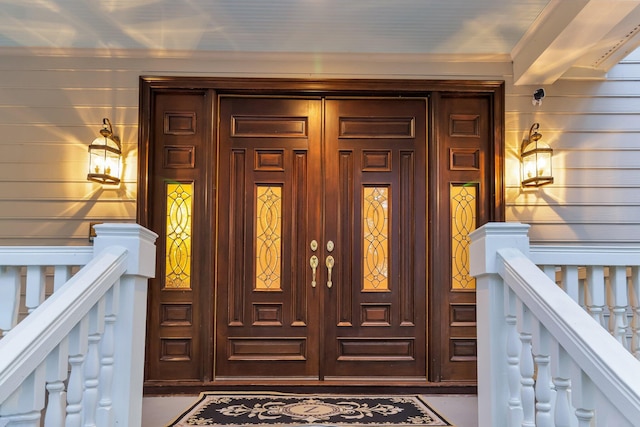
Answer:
0, 224, 157, 427
529, 245, 640, 359
470, 223, 640, 427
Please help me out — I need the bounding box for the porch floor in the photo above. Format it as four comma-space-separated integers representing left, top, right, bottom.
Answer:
142, 394, 478, 426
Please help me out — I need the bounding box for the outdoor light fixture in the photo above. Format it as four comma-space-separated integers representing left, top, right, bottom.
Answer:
87, 118, 121, 185
521, 123, 553, 187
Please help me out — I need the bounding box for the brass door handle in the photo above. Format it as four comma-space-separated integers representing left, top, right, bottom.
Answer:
310, 255, 319, 287
326, 255, 335, 288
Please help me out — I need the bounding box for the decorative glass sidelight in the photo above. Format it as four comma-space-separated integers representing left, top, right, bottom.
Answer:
165, 182, 193, 289
451, 184, 477, 290
255, 186, 282, 290
363, 187, 389, 291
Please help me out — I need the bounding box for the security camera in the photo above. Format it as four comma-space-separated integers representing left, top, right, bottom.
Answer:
532, 88, 545, 106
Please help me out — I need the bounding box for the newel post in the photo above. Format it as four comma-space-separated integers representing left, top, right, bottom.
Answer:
470, 222, 530, 427
92, 223, 157, 427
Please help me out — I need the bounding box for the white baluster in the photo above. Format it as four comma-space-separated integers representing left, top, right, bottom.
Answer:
53, 265, 72, 292
610, 265, 629, 348
541, 265, 557, 282
505, 288, 523, 427
83, 301, 105, 427
571, 369, 596, 427
44, 338, 69, 427
97, 284, 119, 427
518, 310, 535, 427
0, 266, 21, 335
0, 365, 46, 427
586, 266, 606, 327
561, 265, 580, 304
66, 318, 89, 427
630, 266, 640, 359
533, 325, 552, 427
25, 265, 46, 313
551, 345, 572, 427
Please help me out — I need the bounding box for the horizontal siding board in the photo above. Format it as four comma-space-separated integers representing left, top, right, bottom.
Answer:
0, 182, 137, 200
0, 87, 138, 107
506, 187, 640, 205
505, 131, 640, 150
506, 205, 640, 223
506, 96, 640, 113
0, 200, 136, 219
0, 69, 140, 89
521, 223, 640, 244
0, 219, 134, 244
505, 79, 640, 97
0, 106, 138, 126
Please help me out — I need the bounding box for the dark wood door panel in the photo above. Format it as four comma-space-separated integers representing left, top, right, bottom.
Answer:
432, 93, 494, 382
322, 99, 427, 379
146, 90, 210, 382
215, 97, 323, 378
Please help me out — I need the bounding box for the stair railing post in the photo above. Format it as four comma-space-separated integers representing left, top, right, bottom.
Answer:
92, 223, 157, 427
470, 222, 531, 427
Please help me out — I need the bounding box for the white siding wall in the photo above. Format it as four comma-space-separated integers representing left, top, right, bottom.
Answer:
0, 48, 639, 245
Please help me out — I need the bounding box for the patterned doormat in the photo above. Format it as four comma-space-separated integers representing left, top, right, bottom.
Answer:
167, 392, 453, 426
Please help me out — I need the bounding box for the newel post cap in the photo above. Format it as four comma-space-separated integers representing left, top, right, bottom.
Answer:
92, 223, 158, 278
470, 222, 531, 276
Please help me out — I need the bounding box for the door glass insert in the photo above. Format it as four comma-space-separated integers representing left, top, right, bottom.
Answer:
451, 183, 477, 290
255, 185, 282, 290
165, 182, 193, 289
363, 186, 389, 291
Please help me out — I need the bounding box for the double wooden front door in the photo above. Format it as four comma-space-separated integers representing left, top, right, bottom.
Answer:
140, 78, 503, 388
216, 97, 426, 380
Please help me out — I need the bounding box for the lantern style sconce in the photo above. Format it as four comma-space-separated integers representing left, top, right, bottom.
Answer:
87, 118, 122, 185
521, 123, 553, 187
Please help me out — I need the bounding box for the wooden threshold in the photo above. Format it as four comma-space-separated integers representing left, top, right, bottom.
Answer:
143, 381, 477, 396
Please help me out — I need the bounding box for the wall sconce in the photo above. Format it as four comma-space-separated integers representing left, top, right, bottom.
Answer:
87, 118, 121, 185
521, 123, 553, 187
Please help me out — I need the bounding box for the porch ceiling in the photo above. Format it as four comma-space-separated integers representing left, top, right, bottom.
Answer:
1, 0, 640, 84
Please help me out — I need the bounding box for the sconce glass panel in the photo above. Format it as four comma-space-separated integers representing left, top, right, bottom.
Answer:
521, 142, 553, 187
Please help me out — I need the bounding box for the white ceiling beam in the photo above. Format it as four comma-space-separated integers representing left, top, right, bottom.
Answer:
512, 0, 640, 86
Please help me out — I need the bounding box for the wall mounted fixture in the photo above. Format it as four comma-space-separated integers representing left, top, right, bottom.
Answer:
87, 118, 121, 185
521, 123, 553, 187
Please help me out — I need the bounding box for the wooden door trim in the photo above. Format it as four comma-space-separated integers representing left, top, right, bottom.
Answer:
138, 77, 505, 391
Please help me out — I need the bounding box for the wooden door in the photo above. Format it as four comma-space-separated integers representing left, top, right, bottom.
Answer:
215, 96, 427, 380
139, 78, 504, 389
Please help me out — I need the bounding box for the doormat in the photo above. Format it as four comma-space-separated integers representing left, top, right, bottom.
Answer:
167, 392, 453, 426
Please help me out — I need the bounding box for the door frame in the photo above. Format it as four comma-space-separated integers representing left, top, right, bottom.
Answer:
138, 77, 505, 393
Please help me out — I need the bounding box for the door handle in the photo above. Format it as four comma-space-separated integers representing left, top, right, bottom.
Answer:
310, 255, 319, 287
325, 255, 335, 288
